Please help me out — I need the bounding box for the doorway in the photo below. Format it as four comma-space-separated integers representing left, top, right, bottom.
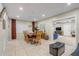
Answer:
11, 19, 16, 39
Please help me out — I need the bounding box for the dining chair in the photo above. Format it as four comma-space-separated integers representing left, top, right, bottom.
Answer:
23, 31, 29, 43
34, 31, 42, 44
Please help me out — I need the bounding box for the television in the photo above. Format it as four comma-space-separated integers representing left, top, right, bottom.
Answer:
56, 27, 61, 30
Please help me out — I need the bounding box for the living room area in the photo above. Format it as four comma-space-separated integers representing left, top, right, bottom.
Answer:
0, 3, 79, 56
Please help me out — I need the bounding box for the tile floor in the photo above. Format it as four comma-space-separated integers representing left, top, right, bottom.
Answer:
4, 36, 77, 56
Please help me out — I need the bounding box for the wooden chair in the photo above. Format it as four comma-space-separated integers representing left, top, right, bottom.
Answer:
23, 31, 29, 43
39, 31, 44, 39
34, 31, 42, 44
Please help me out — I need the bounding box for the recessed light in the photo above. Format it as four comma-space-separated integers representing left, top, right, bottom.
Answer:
42, 14, 45, 17
16, 15, 20, 18
67, 3, 71, 5
19, 7, 23, 11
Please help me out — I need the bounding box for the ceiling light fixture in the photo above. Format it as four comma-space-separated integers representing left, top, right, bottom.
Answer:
42, 14, 46, 17
19, 7, 23, 11
67, 3, 71, 5
16, 15, 20, 18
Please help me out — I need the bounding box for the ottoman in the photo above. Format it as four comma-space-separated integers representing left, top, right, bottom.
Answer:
49, 42, 65, 56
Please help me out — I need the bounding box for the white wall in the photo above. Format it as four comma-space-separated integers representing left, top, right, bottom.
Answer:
0, 4, 10, 55
16, 20, 32, 40
0, 4, 3, 13
37, 9, 79, 54
63, 23, 71, 36
37, 9, 78, 40
53, 18, 75, 36
37, 9, 79, 48
0, 3, 5, 55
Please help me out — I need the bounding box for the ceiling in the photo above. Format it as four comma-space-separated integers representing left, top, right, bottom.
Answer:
3, 3, 79, 21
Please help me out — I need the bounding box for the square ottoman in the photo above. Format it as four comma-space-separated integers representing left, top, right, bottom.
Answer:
49, 42, 65, 56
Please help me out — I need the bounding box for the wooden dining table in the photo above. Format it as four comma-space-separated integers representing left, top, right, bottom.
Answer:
27, 33, 36, 44
27, 33, 36, 38
24, 31, 45, 44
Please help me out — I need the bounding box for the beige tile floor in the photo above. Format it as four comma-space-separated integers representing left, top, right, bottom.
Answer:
4, 36, 77, 56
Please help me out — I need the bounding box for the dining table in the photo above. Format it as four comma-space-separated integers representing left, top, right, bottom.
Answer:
27, 32, 36, 44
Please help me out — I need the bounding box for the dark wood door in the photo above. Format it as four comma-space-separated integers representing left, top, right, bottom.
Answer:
11, 19, 16, 39
32, 21, 35, 32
